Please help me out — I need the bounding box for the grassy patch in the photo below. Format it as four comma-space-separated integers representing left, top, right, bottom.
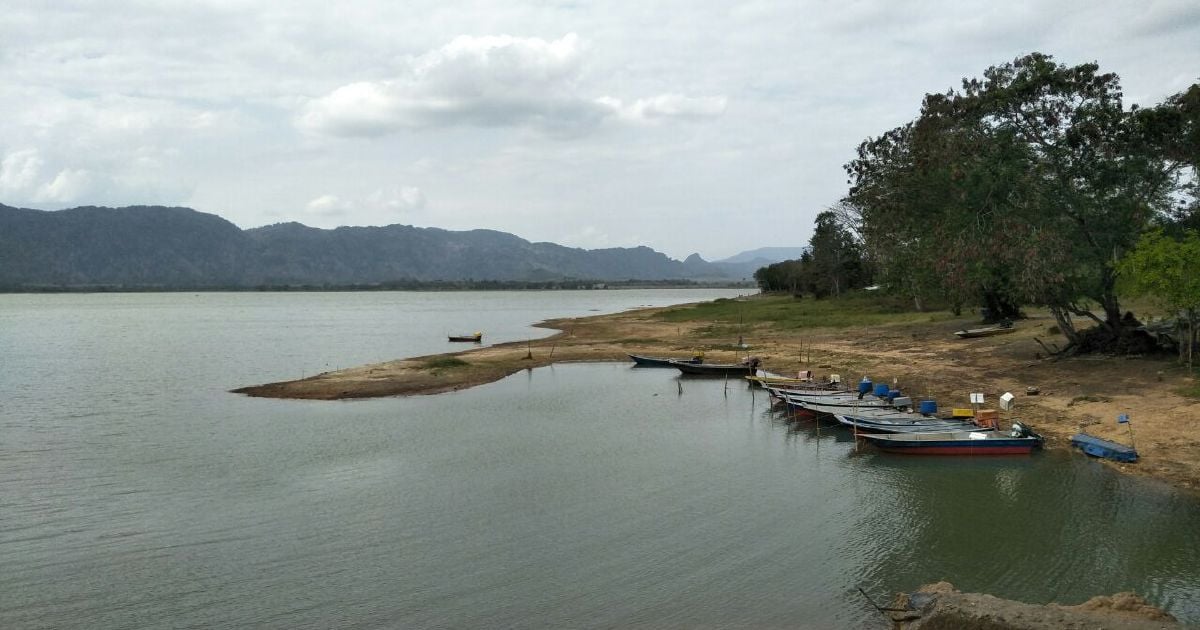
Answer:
654, 293, 957, 330
613, 337, 662, 345
1178, 383, 1200, 399
692, 323, 745, 338
423, 356, 470, 370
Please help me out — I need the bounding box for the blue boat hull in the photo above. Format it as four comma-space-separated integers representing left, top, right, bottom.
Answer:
1070, 433, 1138, 463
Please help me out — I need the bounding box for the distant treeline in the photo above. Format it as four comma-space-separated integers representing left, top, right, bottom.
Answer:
0, 278, 752, 293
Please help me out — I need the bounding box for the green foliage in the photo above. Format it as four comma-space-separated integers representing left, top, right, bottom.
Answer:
1118, 229, 1200, 367
806, 211, 867, 297
1117, 229, 1200, 311
753, 257, 809, 294
753, 211, 869, 296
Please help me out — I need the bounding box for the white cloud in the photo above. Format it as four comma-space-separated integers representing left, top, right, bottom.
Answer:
600, 93, 728, 123
368, 186, 427, 213
0, 149, 44, 195
297, 33, 726, 136
305, 194, 350, 217
37, 168, 95, 203
305, 187, 427, 221
0, 149, 96, 204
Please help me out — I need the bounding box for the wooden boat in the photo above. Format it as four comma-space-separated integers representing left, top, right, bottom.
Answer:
747, 373, 843, 390
764, 385, 852, 400
954, 324, 1015, 338
672, 360, 757, 376
858, 423, 1043, 455
1070, 433, 1138, 462
833, 413, 982, 434
448, 332, 482, 342
628, 354, 701, 367
780, 392, 895, 409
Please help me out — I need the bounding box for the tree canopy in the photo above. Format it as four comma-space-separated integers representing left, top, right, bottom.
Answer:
842, 53, 1196, 350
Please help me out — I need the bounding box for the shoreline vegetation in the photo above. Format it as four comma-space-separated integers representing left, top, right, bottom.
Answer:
233, 293, 1200, 494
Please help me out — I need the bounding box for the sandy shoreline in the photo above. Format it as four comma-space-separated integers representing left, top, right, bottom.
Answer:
233, 301, 1200, 493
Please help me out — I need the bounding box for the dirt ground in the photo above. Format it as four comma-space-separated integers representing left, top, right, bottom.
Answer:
233, 302, 1200, 493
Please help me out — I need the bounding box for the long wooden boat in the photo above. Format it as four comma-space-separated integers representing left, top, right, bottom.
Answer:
783, 395, 896, 414
672, 360, 757, 376
859, 424, 1042, 455
832, 413, 981, 433
748, 374, 844, 390
1070, 433, 1138, 462
628, 354, 701, 368
764, 386, 853, 400
953, 325, 1015, 339
448, 332, 483, 342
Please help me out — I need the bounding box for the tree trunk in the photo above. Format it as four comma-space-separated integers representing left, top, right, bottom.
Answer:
1050, 306, 1082, 349
1098, 269, 1123, 335
1190, 311, 1196, 373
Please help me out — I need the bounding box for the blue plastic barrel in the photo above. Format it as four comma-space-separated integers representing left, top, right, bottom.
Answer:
874, 383, 890, 397
858, 378, 872, 394
888, 389, 902, 400
919, 400, 937, 415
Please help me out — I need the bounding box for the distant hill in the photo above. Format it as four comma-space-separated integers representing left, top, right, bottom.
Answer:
0, 204, 747, 289
717, 247, 808, 264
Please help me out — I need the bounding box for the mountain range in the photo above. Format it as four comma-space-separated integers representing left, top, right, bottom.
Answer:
0, 204, 796, 289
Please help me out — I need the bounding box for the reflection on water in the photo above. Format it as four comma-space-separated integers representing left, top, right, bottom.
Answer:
1, 292, 1198, 628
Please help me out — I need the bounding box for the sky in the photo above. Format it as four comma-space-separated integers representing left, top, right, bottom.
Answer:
1, 1, 1198, 260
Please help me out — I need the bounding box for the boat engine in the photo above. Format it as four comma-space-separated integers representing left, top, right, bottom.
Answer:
1010, 422, 1041, 439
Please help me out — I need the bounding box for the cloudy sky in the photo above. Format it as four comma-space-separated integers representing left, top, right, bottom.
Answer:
2, 1, 1197, 260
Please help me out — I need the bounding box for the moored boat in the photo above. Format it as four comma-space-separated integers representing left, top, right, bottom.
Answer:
672, 359, 759, 376
832, 412, 982, 433
448, 332, 483, 342
779, 393, 896, 414
1070, 433, 1138, 463
628, 353, 702, 367
764, 385, 855, 400
747, 372, 843, 390
858, 423, 1042, 455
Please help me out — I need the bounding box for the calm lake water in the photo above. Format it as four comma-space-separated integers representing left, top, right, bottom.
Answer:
2, 290, 1199, 628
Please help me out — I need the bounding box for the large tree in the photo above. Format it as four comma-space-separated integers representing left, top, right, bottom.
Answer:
846, 53, 1186, 346
806, 210, 865, 297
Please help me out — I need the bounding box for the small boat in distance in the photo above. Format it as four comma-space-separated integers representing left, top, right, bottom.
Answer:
628, 354, 702, 368
448, 332, 483, 343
